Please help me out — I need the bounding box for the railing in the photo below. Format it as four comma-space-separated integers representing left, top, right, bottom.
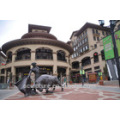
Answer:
36, 56, 53, 60
15, 56, 31, 61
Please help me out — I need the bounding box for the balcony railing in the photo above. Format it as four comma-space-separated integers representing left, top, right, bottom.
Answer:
15, 56, 31, 61
36, 56, 53, 60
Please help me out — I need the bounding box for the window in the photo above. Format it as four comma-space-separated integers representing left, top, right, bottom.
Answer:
94, 44, 97, 48
97, 37, 99, 41
83, 47, 85, 52
82, 40, 84, 44
80, 49, 83, 53
92, 29, 95, 34
96, 29, 98, 34
36, 48, 53, 60
93, 36, 96, 41
94, 66, 100, 70
85, 45, 88, 50
74, 47, 75, 51
102, 31, 104, 35
72, 55, 74, 58
1, 69, 5, 74
85, 38, 87, 43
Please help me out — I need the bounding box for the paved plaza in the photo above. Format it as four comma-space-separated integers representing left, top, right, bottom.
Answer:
1, 83, 120, 100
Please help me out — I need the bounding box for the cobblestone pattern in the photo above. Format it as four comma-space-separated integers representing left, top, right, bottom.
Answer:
5, 85, 120, 100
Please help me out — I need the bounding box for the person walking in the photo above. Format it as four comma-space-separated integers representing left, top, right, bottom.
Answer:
64, 75, 67, 87
80, 67, 85, 86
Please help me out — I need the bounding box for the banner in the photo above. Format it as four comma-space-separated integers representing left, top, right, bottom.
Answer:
103, 35, 115, 60
114, 30, 120, 57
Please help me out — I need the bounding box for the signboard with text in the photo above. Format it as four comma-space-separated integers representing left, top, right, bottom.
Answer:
103, 35, 115, 60
114, 30, 120, 57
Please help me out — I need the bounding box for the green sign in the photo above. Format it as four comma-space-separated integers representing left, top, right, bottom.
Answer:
114, 30, 120, 57
103, 35, 115, 60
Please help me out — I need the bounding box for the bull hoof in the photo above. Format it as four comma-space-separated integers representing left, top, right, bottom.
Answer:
46, 90, 53, 93
25, 93, 30, 97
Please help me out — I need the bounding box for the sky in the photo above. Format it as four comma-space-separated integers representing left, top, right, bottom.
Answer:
0, 0, 119, 49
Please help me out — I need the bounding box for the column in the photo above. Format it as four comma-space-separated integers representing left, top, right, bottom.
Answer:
79, 62, 82, 69
91, 57, 94, 72
99, 54, 103, 72
66, 56, 68, 63
66, 67, 70, 83
11, 66, 16, 84
4, 69, 7, 83
53, 52, 57, 76
31, 51, 36, 62
12, 53, 16, 62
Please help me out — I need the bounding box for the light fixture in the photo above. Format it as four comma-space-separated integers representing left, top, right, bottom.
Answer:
99, 20, 105, 27
109, 20, 116, 25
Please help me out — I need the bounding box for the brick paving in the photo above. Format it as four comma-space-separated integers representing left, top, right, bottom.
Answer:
4, 84, 120, 100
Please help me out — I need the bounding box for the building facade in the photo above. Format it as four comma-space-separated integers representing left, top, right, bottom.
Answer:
0, 24, 73, 83
0, 48, 7, 83
70, 22, 111, 81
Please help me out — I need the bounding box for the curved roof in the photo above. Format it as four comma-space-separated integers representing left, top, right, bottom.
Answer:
2, 38, 73, 55
21, 32, 57, 40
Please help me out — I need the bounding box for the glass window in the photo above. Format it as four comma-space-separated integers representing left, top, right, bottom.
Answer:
102, 31, 104, 35
96, 29, 98, 34
94, 44, 97, 48
86, 45, 88, 50
97, 37, 99, 41
93, 36, 96, 41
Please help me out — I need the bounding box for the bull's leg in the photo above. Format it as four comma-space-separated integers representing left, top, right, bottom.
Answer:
45, 85, 49, 93
53, 86, 56, 91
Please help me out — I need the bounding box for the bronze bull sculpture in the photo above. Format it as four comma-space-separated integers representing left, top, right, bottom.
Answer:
15, 74, 64, 97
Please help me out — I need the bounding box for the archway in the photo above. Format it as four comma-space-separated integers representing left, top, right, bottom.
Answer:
36, 47, 53, 60
16, 48, 31, 61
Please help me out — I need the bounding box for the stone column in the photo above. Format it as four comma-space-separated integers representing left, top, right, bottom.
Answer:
4, 69, 7, 83
66, 67, 70, 83
11, 66, 16, 84
12, 53, 16, 63
66, 56, 68, 63
53, 52, 57, 76
91, 57, 94, 72
31, 51, 36, 62
99, 54, 103, 72
79, 62, 82, 69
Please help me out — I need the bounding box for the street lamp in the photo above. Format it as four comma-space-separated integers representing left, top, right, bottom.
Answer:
99, 20, 120, 87
99, 20, 105, 27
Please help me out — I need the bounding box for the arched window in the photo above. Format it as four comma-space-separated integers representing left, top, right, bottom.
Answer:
81, 57, 91, 67
57, 50, 66, 62
6, 51, 12, 63
94, 52, 99, 63
36, 48, 53, 60
16, 48, 31, 61
72, 61, 79, 69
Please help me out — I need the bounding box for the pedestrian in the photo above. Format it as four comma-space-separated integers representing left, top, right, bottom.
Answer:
98, 70, 102, 81
80, 67, 85, 86
64, 75, 67, 87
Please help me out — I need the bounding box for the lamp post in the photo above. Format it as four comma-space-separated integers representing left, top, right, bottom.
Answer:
99, 20, 120, 87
